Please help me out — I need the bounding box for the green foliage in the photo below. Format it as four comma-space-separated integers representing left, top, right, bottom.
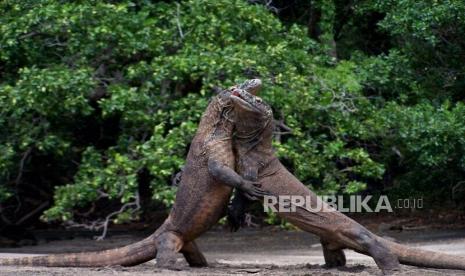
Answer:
1, 0, 465, 227
350, 0, 465, 202
264, 210, 296, 230
369, 102, 465, 202
356, 0, 465, 100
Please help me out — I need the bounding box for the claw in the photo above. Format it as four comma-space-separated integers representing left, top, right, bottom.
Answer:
244, 193, 258, 201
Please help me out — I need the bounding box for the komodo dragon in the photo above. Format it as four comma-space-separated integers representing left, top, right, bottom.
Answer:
227, 85, 465, 274
0, 81, 266, 268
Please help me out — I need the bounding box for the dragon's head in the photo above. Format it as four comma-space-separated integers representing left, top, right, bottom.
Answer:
236, 78, 262, 95
230, 82, 273, 142
230, 88, 271, 117
229, 78, 269, 116
215, 79, 264, 126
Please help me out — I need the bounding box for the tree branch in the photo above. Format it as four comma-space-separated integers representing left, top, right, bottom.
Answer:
15, 201, 49, 226
95, 191, 141, 241
15, 147, 32, 185
176, 3, 184, 39
65, 191, 141, 240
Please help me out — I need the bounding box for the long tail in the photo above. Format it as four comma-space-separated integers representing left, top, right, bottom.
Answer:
0, 231, 159, 267
380, 237, 465, 270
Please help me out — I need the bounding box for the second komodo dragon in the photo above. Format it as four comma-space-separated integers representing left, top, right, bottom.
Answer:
229, 84, 465, 274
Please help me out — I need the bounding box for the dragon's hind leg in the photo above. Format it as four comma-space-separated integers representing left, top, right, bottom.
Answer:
321, 239, 346, 268
181, 240, 208, 267
341, 226, 400, 274
155, 231, 184, 269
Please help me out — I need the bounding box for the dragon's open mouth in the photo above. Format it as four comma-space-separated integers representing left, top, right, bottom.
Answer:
231, 92, 256, 112
231, 89, 242, 98
230, 87, 267, 115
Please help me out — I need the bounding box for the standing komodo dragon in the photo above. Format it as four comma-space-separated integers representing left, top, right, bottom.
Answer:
0, 81, 266, 268
228, 85, 465, 274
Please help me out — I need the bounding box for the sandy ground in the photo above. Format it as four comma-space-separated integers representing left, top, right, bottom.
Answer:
1, 228, 465, 275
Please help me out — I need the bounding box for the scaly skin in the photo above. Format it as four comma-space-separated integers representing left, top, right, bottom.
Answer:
0, 83, 266, 268
229, 84, 465, 273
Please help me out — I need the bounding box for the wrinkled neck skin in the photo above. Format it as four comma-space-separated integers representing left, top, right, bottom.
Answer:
233, 105, 274, 165
197, 90, 235, 150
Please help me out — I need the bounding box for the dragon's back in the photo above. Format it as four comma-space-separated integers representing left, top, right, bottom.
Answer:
166, 92, 235, 240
